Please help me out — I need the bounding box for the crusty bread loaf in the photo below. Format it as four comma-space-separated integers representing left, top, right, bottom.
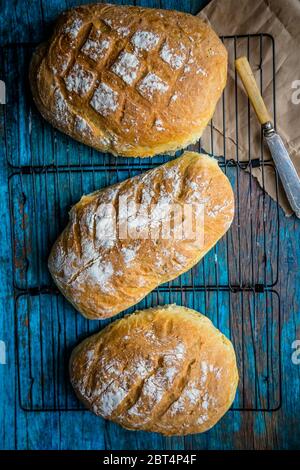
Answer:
29, 3, 227, 157
70, 304, 238, 435
48, 151, 234, 320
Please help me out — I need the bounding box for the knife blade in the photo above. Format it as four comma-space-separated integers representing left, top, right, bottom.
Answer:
263, 122, 300, 217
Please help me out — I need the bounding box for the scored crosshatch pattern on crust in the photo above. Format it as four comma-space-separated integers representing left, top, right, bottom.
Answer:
29, 4, 229, 158
1, 33, 281, 413
52, 12, 193, 129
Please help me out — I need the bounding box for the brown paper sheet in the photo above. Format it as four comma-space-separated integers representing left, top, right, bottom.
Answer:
198, 0, 300, 216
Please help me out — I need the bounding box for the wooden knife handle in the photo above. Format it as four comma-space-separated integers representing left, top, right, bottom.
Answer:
235, 56, 272, 125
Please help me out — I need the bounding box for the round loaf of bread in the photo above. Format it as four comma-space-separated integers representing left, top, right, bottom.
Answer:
70, 305, 238, 435
29, 4, 227, 157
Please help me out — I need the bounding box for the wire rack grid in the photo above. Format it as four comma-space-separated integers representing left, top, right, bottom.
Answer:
0, 33, 281, 413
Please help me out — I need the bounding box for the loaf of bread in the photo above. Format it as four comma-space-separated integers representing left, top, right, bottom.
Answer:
70, 304, 238, 435
29, 3, 227, 157
48, 151, 234, 320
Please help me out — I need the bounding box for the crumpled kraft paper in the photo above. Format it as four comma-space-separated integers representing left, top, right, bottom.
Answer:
198, 0, 300, 216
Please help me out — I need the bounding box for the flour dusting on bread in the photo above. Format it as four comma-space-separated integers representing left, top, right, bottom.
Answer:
48, 152, 234, 320
74, 116, 92, 136
54, 89, 71, 125
65, 63, 95, 96
30, 4, 227, 157
81, 37, 111, 61
111, 52, 140, 85
137, 72, 169, 100
64, 17, 83, 39
90, 82, 119, 116
160, 42, 186, 70
131, 31, 160, 51
69, 305, 238, 435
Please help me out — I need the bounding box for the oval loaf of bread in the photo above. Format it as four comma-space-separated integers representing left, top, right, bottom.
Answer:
48, 152, 234, 320
29, 4, 227, 157
70, 304, 239, 435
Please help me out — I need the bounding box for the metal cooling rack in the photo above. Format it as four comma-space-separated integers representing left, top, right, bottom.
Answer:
15, 289, 281, 412
1, 34, 281, 413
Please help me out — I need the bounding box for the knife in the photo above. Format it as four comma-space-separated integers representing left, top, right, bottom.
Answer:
235, 56, 300, 218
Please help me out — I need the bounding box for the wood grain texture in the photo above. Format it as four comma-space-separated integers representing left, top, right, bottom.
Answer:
235, 57, 271, 125
0, 0, 299, 451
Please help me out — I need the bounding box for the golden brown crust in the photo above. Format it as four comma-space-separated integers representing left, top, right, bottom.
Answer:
69, 304, 239, 435
48, 151, 234, 320
29, 4, 227, 157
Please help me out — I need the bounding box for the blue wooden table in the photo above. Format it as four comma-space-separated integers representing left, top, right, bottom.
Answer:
0, 0, 300, 450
